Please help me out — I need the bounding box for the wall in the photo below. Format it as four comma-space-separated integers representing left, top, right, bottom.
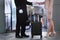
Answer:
53, 0, 60, 32
0, 0, 6, 33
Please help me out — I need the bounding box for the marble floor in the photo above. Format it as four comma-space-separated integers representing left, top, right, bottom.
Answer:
0, 28, 60, 40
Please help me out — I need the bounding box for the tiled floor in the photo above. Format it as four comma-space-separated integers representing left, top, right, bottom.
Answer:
0, 28, 60, 40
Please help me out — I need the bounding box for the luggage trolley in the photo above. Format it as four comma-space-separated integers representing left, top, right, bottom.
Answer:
30, 3, 44, 38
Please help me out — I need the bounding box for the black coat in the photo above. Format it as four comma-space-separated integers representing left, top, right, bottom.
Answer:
14, 0, 32, 8
14, 0, 32, 24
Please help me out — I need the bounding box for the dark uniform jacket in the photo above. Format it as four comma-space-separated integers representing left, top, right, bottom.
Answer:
14, 0, 32, 25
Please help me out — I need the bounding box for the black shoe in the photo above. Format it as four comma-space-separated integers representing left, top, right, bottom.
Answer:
15, 35, 23, 38
22, 35, 29, 37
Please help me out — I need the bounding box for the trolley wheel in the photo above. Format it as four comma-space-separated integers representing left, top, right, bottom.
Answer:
40, 35, 42, 38
31, 34, 33, 38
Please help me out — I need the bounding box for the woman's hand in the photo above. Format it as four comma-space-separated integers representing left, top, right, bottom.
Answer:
36, 2, 45, 5
36, 2, 40, 5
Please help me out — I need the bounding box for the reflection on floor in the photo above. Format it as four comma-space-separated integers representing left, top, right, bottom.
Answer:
0, 28, 60, 40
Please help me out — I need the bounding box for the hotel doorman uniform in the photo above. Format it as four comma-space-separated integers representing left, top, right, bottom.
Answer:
14, 0, 32, 38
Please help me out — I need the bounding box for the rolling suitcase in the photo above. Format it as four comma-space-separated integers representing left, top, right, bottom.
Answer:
30, 3, 43, 38
31, 14, 42, 38
31, 22, 42, 38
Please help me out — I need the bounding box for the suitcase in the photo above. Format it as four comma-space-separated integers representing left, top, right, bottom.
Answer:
30, 14, 42, 38
31, 22, 42, 38
30, 3, 43, 38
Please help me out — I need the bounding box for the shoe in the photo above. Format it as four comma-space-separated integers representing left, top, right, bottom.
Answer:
44, 32, 51, 38
53, 32, 56, 35
22, 35, 29, 38
15, 35, 23, 38
52, 32, 56, 36
44, 34, 49, 38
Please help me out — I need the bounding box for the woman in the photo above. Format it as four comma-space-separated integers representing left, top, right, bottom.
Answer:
36, 0, 56, 37
45, 0, 56, 37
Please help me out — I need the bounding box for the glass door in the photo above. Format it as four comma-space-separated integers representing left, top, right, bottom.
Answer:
11, 0, 16, 30
5, 0, 11, 32
5, 0, 16, 32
